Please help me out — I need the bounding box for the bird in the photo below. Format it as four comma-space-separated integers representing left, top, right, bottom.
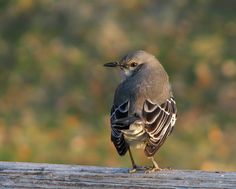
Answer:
104, 50, 177, 173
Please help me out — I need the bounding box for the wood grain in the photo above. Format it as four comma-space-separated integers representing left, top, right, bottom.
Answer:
0, 161, 235, 188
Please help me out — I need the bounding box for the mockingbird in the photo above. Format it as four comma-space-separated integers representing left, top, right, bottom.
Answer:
104, 50, 177, 173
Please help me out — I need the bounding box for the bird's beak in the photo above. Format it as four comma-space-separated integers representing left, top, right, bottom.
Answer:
103, 61, 119, 68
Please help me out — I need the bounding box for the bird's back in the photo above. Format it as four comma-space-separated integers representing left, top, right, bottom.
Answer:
113, 61, 172, 116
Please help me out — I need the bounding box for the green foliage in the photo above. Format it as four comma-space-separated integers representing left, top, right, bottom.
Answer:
0, 0, 235, 171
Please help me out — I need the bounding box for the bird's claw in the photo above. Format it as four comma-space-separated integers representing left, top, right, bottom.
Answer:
129, 168, 137, 173
129, 165, 146, 173
145, 166, 162, 173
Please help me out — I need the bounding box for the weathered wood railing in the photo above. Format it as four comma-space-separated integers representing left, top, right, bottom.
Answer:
0, 161, 235, 188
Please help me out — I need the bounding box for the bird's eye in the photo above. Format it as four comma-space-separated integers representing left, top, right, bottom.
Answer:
130, 62, 138, 67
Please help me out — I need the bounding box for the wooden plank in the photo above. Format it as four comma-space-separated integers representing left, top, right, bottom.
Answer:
0, 161, 235, 188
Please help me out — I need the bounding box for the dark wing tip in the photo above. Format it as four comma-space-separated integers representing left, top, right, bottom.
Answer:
111, 131, 128, 156
110, 100, 130, 156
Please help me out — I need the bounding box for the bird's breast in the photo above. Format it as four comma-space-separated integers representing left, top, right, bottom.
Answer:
121, 121, 148, 149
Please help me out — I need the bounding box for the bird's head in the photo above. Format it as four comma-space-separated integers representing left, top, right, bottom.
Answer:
104, 50, 156, 78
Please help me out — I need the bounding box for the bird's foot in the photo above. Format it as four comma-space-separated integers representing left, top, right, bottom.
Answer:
145, 166, 173, 173
129, 168, 137, 173
129, 165, 146, 173
145, 166, 162, 173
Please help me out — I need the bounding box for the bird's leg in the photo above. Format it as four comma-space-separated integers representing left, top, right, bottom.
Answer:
128, 147, 147, 173
145, 156, 162, 173
151, 156, 161, 170
128, 147, 137, 173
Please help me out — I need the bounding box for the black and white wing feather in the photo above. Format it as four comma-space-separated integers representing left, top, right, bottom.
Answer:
142, 97, 177, 157
110, 100, 130, 156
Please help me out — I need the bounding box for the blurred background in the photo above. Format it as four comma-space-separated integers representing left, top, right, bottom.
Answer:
0, 0, 235, 171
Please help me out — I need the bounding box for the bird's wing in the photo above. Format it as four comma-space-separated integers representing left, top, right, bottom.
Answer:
110, 100, 138, 156
142, 97, 177, 157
